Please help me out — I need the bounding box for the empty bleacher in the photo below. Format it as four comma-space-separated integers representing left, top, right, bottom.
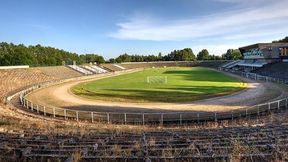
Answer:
102, 64, 124, 71
197, 61, 228, 68
253, 62, 288, 80
81, 65, 109, 74
36, 66, 83, 79
221, 60, 242, 69
90, 65, 109, 73
0, 66, 87, 100
82, 65, 98, 74
113, 64, 126, 70
0, 120, 287, 161
0, 69, 55, 99
67, 65, 93, 75
237, 60, 267, 68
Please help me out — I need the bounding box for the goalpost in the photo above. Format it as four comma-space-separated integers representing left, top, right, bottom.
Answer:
146, 76, 168, 84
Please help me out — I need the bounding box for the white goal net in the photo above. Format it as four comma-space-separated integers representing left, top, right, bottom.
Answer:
146, 76, 167, 84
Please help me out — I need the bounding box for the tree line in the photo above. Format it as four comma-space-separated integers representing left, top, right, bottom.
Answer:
0, 42, 104, 66
0, 42, 242, 66
112, 48, 242, 63
272, 36, 288, 43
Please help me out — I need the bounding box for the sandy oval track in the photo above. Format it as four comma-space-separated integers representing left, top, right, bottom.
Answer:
27, 70, 287, 113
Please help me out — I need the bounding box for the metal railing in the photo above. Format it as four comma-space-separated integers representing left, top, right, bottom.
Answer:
9, 68, 288, 125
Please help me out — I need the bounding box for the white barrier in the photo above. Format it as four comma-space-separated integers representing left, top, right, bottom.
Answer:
6, 67, 288, 125
0, 65, 29, 70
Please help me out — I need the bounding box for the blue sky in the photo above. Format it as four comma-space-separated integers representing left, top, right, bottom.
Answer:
0, 0, 288, 59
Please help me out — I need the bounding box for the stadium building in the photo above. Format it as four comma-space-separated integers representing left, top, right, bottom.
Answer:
223, 43, 288, 72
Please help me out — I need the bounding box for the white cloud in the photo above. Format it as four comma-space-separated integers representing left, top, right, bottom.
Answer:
109, 0, 288, 42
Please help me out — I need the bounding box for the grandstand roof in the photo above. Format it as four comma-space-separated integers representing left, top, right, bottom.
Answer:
239, 43, 288, 51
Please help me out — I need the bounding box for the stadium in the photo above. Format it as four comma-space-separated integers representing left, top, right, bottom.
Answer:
1, 0, 288, 161
0, 40, 288, 162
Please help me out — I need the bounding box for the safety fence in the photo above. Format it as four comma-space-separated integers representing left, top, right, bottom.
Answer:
9, 68, 288, 125
219, 67, 288, 84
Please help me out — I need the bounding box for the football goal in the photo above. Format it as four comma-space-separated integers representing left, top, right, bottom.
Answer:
146, 76, 167, 84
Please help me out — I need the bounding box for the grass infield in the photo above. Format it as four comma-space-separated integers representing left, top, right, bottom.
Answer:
71, 67, 246, 103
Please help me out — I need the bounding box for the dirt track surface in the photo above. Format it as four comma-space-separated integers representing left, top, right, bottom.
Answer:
27, 70, 288, 113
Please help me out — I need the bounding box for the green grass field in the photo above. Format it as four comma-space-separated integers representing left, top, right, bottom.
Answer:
71, 67, 246, 103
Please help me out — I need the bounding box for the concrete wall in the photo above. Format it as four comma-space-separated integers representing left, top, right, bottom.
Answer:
0, 65, 29, 70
